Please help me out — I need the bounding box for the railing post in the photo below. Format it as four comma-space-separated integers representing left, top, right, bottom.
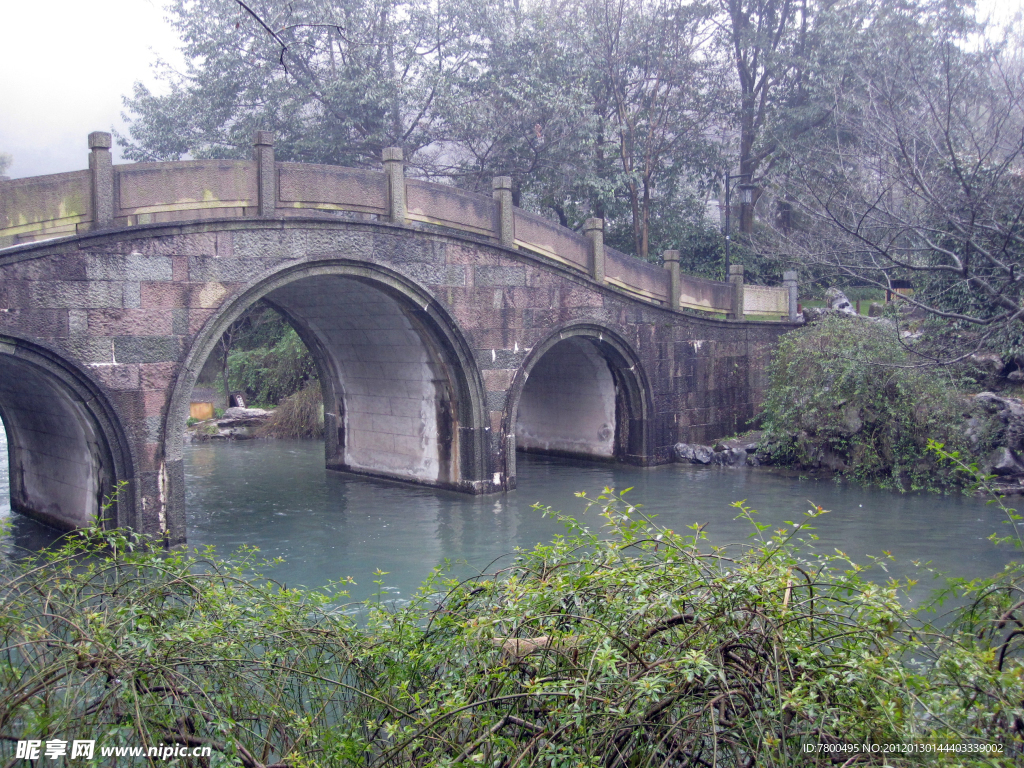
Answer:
383, 147, 406, 224
254, 131, 276, 218
663, 250, 680, 310
88, 132, 114, 230
783, 270, 799, 322
584, 218, 605, 283
492, 176, 514, 247
728, 264, 745, 320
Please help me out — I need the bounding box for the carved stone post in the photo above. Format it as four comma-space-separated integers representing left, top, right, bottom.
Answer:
583, 218, 605, 283
88, 132, 114, 230
728, 264, 745, 320
783, 270, 799, 322
383, 147, 406, 224
492, 176, 514, 246
663, 250, 680, 311
254, 131, 276, 218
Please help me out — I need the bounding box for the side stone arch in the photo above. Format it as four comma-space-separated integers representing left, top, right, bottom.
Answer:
0, 334, 137, 531
500, 324, 653, 487
162, 258, 491, 544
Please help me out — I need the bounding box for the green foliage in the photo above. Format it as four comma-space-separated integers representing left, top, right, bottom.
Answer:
2, 488, 1023, 765
227, 325, 317, 407
760, 315, 993, 490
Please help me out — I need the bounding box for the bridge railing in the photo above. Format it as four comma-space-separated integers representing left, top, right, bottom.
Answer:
0, 132, 796, 322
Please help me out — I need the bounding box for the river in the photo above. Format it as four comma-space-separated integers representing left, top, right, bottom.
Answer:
1, 428, 1017, 607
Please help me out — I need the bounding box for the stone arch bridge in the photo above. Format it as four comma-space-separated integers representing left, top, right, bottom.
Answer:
0, 132, 797, 545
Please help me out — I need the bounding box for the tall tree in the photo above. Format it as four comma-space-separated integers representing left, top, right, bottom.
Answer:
590, 0, 725, 259
775, 9, 1024, 356
120, 0, 464, 165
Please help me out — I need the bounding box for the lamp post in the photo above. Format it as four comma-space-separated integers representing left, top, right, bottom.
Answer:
723, 172, 753, 279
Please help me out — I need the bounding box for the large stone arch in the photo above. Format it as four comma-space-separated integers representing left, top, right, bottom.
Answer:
0, 335, 136, 532
163, 259, 491, 544
501, 324, 653, 486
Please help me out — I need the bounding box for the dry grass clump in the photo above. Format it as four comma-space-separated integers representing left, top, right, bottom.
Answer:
257, 381, 323, 439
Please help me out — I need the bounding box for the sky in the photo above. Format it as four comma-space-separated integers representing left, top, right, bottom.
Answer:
1, 0, 1021, 180
0, 0, 182, 178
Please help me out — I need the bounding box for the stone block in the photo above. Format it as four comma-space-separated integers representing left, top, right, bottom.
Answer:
188, 282, 233, 309
57, 335, 116, 364
187, 255, 276, 282
143, 389, 168, 417
0, 308, 69, 337
113, 336, 183, 364
478, 347, 525, 370
372, 232, 445, 266
234, 229, 308, 259
122, 281, 141, 308
140, 361, 178, 389
0, 254, 88, 281
475, 265, 526, 287
88, 309, 174, 336
188, 308, 217, 334
137, 442, 162, 473
482, 368, 514, 391
141, 282, 188, 308
86, 254, 173, 281
399, 263, 466, 287
486, 390, 508, 411
304, 229, 373, 259
20, 281, 124, 309
172, 308, 189, 336
68, 309, 88, 333
88, 363, 140, 391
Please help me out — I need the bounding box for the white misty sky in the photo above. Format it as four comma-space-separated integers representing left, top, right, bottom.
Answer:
0, 0, 1019, 179
0, 0, 182, 178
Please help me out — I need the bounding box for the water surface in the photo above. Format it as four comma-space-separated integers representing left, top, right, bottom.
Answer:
0, 432, 1017, 607
182, 440, 1018, 606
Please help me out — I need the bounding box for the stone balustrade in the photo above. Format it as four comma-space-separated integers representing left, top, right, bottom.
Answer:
0, 133, 795, 321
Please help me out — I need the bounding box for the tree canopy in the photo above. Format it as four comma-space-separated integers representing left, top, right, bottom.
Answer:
120, 0, 1021, 350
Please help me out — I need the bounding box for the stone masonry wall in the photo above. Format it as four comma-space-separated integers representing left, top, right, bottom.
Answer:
0, 217, 790, 540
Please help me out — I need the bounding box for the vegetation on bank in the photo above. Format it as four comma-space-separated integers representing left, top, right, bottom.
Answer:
256, 381, 324, 439
225, 306, 317, 409
1, 489, 1022, 766
758, 315, 998, 491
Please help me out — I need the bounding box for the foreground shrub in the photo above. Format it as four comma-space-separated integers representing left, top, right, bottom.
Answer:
759, 314, 993, 490
0, 492, 1021, 766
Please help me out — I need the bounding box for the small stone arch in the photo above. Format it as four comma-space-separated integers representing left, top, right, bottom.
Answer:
501, 324, 653, 487
0, 335, 136, 532
163, 259, 491, 544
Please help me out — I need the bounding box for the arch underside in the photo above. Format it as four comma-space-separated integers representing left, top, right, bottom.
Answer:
0, 349, 127, 532
517, 337, 617, 459
265, 275, 464, 486
513, 332, 650, 467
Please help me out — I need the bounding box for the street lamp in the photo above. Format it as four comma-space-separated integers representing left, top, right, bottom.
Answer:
723, 172, 752, 279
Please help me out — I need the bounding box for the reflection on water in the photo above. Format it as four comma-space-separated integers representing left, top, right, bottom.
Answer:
0, 433, 1019, 606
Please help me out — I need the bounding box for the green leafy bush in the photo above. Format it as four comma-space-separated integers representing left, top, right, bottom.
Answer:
1, 489, 1022, 766
227, 325, 317, 407
759, 315, 993, 490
